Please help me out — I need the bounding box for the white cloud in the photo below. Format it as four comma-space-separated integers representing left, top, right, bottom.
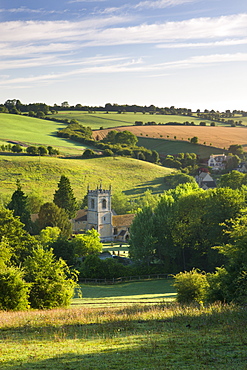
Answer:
134, 0, 198, 10
156, 37, 247, 48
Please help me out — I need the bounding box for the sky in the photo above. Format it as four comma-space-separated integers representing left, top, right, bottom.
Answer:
0, 0, 247, 111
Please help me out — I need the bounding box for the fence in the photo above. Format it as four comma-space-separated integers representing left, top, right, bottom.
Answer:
79, 274, 171, 284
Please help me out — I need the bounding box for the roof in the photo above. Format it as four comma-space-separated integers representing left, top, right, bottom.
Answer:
112, 214, 135, 228
73, 209, 87, 222
202, 181, 216, 189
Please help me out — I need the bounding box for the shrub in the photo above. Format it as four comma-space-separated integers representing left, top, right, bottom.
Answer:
24, 246, 77, 309
173, 269, 209, 304
0, 267, 30, 311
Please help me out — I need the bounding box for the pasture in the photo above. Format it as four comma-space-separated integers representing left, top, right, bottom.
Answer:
0, 288, 246, 369
0, 155, 173, 201
48, 111, 212, 130
0, 114, 88, 155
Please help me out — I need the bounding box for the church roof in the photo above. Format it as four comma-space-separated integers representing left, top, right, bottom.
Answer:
112, 214, 135, 227
73, 209, 87, 222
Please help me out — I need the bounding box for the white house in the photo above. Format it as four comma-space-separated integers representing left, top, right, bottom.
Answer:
208, 154, 228, 170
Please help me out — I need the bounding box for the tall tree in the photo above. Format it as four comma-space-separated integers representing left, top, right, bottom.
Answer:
8, 180, 32, 232
53, 175, 77, 218
38, 202, 72, 238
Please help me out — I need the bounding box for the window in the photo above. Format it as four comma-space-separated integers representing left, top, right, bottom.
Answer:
91, 198, 95, 209
102, 198, 107, 209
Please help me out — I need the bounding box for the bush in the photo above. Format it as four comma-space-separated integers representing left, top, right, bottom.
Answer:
0, 267, 30, 311
173, 269, 209, 304
24, 246, 77, 309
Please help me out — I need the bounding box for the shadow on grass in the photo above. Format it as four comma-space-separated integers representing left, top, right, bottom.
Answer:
124, 177, 166, 196
2, 306, 247, 370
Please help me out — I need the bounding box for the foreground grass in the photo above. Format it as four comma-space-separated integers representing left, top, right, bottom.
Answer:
0, 155, 172, 200
0, 302, 246, 369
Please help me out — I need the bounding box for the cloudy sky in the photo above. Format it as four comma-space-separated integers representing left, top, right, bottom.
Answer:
0, 0, 246, 111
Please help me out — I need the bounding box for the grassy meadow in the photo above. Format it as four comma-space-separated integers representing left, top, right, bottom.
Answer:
48, 111, 211, 130
0, 154, 173, 201
0, 114, 88, 155
0, 298, 246, 369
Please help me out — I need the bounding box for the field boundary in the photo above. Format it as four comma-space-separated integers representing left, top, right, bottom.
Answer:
80, 273, 171, 284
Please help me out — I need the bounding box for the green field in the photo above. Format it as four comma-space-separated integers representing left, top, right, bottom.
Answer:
137, 137, 224, 157
0, 155, 173, 201
72, 279, 175, 307
0, 113, 88, 155
1, 296, 246, 369
48, 111, 214, 129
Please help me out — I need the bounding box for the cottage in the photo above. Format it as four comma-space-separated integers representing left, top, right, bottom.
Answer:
208, 154, 228, 171
195, 172, 216, 189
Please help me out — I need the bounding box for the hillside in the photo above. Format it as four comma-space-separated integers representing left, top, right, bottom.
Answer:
0, 114, 88, 155
0, 155, 173, 201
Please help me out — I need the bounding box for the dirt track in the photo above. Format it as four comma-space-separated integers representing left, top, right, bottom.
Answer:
93, 126, 247, 151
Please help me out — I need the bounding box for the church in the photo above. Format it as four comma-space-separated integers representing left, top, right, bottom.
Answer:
71, 185, 135, 242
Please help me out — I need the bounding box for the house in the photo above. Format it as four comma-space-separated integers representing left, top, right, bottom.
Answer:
112, 214, 136, 242
237, 162, 247, 173
208, 154, 228, 171
195, 172, 216, 190
71, 186, 135, 242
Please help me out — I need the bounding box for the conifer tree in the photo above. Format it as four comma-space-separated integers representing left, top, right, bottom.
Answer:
8, 180, 32, 232
53, 175, 77, 218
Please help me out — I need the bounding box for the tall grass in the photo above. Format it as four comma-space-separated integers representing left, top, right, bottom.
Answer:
0, 302, 246, 369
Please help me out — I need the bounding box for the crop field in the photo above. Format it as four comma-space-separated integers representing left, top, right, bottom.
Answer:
0, 155, 173, 201
0, 298, 246, 369
94, 125, 247, 152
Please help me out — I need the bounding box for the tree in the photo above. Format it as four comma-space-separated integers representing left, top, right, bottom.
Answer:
115, 131, 138, 146
38, 226, 61, 246
8, 180, 32, 232
53, 175, 77, 218
0, 207, 37, 264
82, 149, 95, 158
26, 146, 38, 155
111, 191, 132, 215
38, 202, 72, 237
190, 136, 198, 144
11, 144, 22, 153
72, 229, 102, 257
38, 146, 47, 156
24, 246, 77, 309
228, 144, 243, 157
0, 267, 30, 311
225, 154, 240, 170
218, 170, 245, 189
173, 269, 209, 304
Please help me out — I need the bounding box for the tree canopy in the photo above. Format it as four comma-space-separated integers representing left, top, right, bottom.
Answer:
53, 175, 77, 218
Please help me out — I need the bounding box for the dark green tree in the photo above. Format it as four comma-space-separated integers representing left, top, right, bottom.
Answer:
38, 202, 72, 237
8, 180, 32, 232
53, 175, 77, 218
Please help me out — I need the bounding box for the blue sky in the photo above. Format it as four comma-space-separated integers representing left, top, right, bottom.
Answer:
1, 0, 247, 111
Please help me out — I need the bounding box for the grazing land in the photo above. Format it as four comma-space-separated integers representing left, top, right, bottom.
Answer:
0, 155, 173, 201
0, 296, 246, 369
48, 111, 212, 129
0, 114, 88, 155
72, 280, 176, 307
94, 125, 247, 152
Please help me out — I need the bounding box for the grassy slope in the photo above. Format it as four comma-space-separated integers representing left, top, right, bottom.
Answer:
1, 300, 246, 369
0, 114, 88, 155
0, 155, 173, 200
137, 137, 223, 157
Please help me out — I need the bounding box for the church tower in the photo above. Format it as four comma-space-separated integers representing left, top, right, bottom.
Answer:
86, 185, 113, 241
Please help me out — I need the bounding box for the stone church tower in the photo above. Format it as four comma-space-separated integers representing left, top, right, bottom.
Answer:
86, 185, 113, 241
